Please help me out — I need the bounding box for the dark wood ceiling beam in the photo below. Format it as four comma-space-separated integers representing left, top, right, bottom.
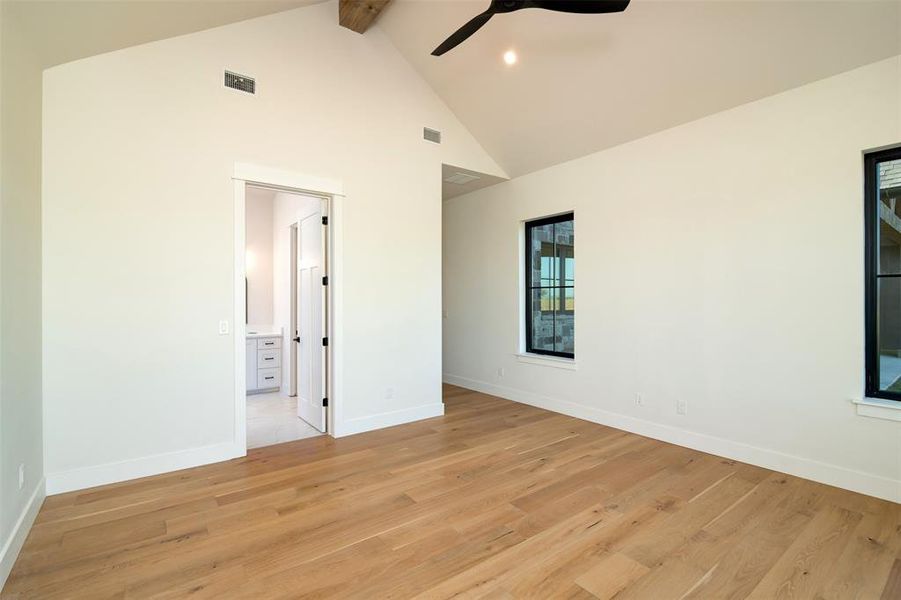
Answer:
339, 0, 391, 33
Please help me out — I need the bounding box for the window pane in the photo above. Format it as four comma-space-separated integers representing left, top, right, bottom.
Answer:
555, 221, 575, 285
526, 214, 574, 357
557, 289, 575, 354
556, 244, 574, 288
878, 277, 901, 392
530, 224, 556, 286
562, 287, 574, 312
879, 159, 901, 275
540, 248, 556, 287
530, 288, 556, 353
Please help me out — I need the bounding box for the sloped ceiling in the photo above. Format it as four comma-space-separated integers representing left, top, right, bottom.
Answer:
378, 0, 901, 177
442, 163, 508, 200
6, 0, 899, 179
4, 0, 325, 68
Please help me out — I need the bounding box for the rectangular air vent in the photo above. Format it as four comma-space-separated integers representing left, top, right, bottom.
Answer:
423, 127, 441, 144
225, 71, 255, 94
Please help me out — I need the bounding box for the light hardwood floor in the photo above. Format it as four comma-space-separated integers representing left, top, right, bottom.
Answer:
3, 385, 900, 599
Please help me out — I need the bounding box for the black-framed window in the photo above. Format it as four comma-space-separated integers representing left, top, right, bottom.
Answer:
525, 213, 574, 358
865, 146, 901, 401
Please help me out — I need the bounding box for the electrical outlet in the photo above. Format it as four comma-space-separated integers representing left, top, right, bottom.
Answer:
18, 464, 25, 490
676, 398, 688, 415
218, 320, 229, 335
386, 387, 394, 400
497, 367, 505, 378
635, 393, 644, 407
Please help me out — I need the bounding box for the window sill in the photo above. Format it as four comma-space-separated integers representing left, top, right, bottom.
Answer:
852, 397, 901, 422
515, 353, 577, 370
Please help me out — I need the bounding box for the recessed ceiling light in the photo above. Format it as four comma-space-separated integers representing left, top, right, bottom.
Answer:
503, 50, 517, 66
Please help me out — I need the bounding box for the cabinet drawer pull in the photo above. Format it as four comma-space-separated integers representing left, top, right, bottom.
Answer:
256, 337, 281, 350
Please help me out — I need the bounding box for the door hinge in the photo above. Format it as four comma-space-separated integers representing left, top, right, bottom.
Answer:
322, 337, 329, 346
321, 216, 328, 226
322, 275, 328, 286
322, 397, 329, 407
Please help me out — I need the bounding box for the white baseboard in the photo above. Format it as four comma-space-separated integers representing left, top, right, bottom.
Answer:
335, 403, 444, 437
46, 441, 245, 495
0, 477, 46, 591
444, 374, 901, 504
45, 402, 446, 494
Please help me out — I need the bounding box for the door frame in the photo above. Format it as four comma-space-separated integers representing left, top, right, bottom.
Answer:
233, 163, 344, 451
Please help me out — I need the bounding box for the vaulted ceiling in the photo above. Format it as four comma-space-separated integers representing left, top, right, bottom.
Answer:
3, 0, 325, 68
378, 0, 901, 177
5, 0, 900, 179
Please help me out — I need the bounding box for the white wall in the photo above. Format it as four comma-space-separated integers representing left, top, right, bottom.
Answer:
444, 56, 901, 502
42, 1, 505, 491
0, 4, 45, 586
245, 187, 274, 326
272, 191, 319, 393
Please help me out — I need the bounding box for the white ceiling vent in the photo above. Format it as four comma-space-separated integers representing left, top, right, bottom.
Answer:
225, 71, 255, 94
423, 127, 441, 144
443, 172, 481, 185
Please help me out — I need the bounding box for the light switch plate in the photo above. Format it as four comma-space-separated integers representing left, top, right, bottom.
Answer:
219, 320, 229, 335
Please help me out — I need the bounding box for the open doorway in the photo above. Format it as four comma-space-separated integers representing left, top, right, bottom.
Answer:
244, 185, 329, 448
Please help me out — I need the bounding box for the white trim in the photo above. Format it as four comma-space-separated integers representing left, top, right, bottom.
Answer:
515, 353, 578, 370
853, 397, 901, 422
233, 179, 248, 453
46, 442, 243, 495
233, 163, 344, 198
444, 374, 901, 503
333, 403, 444, 438
329, 194, 344, 434
234, 164, 343, 441
517, 222, 527, 353
0, 478, 45, 590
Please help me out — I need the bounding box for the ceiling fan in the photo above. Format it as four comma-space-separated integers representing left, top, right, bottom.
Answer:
431, 0, 631, 57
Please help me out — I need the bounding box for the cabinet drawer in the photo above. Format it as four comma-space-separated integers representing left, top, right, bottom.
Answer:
257, 348, 281, 369
257, 337, 280, 350
257, 368, 280, 389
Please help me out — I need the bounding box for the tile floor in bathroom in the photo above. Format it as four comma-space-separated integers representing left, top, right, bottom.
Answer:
246, 391, 323, 449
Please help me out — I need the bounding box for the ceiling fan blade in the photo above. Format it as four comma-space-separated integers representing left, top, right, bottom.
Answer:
522, 0, 630, 14
431, 10, 494, 56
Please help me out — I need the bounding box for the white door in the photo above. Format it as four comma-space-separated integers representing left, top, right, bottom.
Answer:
289, 225, 299, 398
296, 210, 327, 431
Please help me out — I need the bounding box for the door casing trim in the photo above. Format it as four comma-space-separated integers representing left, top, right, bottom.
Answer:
233, 163, 343, 449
